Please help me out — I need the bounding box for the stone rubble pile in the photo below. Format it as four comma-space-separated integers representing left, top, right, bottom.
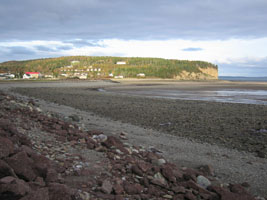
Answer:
0, 91, 259, 200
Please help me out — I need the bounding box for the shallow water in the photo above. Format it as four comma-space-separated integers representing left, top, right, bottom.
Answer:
111, 89, 267, 105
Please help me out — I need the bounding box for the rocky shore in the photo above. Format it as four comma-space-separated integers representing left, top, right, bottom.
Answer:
0, 91, 263, 199
14, 86, 267, 158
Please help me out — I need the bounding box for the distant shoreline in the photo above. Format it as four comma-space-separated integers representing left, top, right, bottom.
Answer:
219, 76, 267, 82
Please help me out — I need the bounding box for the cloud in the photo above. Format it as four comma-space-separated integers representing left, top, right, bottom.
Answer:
182, 47, 203, 52
7, 46, 36, 55
0, 0, 267, 41
64, 39, 104, 48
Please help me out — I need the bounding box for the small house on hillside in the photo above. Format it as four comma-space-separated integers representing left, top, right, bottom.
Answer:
116, 61, 126, 65
137, 73, 145, 78
23, 72, 41, 79
71, 61, 80, 64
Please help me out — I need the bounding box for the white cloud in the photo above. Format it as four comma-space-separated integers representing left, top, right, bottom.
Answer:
59, 37, 267, 65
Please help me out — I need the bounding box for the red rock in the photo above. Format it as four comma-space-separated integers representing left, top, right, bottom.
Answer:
146, 152, 159, 162
87, 138, 97, 149
30, 176, 46, 188
161, 165, 176, 182
182, 168, 198, 182
102, 136, 123, 148
241, 182, 250, 188
101, 179, 113, 194
56, 129, 68, 136
101, 136, 129, 154
45, 168, 59, 183
180, 180, 214, 196
132, 165, 143, 176
11, 133, 32, 147
208, 185, 255, 200
0, 136, 14, 158
20, 145, 35, 156
88, 130, 103, 135
173, 168, 183, 180
113, 183, 124, 195
124, 182, 143, 194
0, 159, 17, 178
20, 188, 49, 200
6, 151, 37, 181
171, 186, 186, 194
173, 194, 185, 200
115, 195, 124, 200
141, 176, 150, 188
30, 153, 51, 178
185, 191, 197, 200
198, 164, 214, 176
48, 183, 72, 200
0, 176, 16, 184
229, 184, 250, 194
137, 161, 152, 173
0, 177, 31, 199
147, 185, 161, 197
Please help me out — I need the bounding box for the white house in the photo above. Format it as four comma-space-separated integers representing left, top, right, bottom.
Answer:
79, 73, 88, 79
116, 61, 126, 65
137, 73, 146, 77
114, 75, 124, 79
23, 72, 40, 79
71, 61, 80, 64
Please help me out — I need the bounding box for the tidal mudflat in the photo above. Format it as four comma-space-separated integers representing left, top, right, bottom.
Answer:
12, 80, 267, 157
1, 79, 267, 197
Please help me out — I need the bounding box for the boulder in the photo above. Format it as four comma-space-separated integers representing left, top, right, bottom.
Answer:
0, 136, 14, 158
101, 179, 113, 194
208, 185, 255, 200
45, 168, 59, 183
132, 165, 143, 176
113, 183, 124, 195
0, 177, 31, 199
150, 172, 168, 187
0, 160, 17, 178
198, 164, 215, 176
197, 175, 211, 189
161, 165, 176, 182
124, 182, 143, 195
20, 188, 49, 200
48, 183, 72, 200
6, 151, 37, 181
30, 153, 51, 178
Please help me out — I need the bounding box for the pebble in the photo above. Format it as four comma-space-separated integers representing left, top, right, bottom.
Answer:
197, 175, 211, 189
152, 158, 166, 166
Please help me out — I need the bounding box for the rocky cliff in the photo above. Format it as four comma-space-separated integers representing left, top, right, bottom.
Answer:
175, 67, 218, 80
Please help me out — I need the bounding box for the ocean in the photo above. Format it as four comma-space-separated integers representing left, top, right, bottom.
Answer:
219, 76, 267, 82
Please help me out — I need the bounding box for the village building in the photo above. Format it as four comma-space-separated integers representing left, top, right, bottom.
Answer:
114, 75, 124, 79
71, 60, 80, 64
116, 61, 126, 65
137, 73, 146, 77
23, 72, 40, 79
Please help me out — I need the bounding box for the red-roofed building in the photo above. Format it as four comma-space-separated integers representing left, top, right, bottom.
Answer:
23, 72, 41, 79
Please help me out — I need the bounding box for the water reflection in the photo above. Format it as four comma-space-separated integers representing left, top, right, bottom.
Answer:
113, 89, 267, 105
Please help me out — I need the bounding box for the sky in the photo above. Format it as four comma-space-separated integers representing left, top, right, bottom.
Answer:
1, 0, 267, 76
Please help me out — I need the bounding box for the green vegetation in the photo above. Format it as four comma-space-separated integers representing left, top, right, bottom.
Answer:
0, 56, 218, 79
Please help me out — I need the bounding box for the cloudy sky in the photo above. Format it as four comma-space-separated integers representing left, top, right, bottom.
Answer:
1, 0, 267, 76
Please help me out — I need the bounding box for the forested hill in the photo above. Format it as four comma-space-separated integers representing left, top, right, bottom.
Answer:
0, 56, 218, 79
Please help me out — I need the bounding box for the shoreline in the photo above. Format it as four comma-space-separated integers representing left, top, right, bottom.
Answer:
1, 80, 267, 197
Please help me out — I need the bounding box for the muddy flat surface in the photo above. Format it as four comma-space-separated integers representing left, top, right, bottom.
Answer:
13, 81, 267, 157
1, 80, 267, 197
